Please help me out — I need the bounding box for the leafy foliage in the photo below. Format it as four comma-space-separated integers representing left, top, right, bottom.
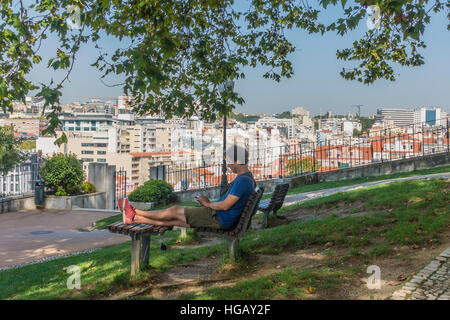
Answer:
287, 157, 319, 176
19, 139, 36, 151
0, 125, 26, 174
128, 179, 173, 204
55, 186, 67, 196
81, 181, 96, 194
40, 153, 84, 195
0, 0, 447, 140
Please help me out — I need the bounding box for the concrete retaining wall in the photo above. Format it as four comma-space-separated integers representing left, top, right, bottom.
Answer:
88, 163, 116, 210
0, 194, 36, 214
174, 152, 449, 202
315, 152, 450, 183
44, 192, 106, 210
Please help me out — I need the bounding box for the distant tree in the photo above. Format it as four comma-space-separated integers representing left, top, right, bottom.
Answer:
353, 128, 362, 137
230, 112, 261, 123
276, 111, 292, 119
287, 157, 319, 176
19, 139, 36, 151
314, 121, 320, 131
359, 116, 377, 133
0, 125, 26, 174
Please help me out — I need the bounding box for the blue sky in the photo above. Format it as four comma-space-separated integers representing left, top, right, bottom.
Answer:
27, 3, 449, 117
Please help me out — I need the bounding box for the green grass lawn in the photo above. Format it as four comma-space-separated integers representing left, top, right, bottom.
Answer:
1, 178, 448, 300
171, 178, 449, 300
0, 228, 226, 300
176, 267, 354, 300
261, 164, 450, 200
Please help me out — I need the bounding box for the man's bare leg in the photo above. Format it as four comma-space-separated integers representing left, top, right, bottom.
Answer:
134, 214, 189, 228
134, 205, 190, 228
135, 205, 182, 221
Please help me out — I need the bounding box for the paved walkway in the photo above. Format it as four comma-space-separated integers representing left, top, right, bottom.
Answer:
391, 247, 450, 300
283, 172, 450, 207
0, 209, 128, 269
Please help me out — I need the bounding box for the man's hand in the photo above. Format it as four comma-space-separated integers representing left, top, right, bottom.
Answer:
196, 195, 210, 207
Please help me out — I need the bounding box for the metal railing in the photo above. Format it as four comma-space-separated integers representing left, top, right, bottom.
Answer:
0, 161, 42, 199
165, 117, 450, 192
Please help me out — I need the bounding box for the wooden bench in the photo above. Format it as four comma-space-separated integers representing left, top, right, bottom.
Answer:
258, 182, 290, 228
106, 186, 263, 275
106, 222, 172, 276
193, 186, 264, 261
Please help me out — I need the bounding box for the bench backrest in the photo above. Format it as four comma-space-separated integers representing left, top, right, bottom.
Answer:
194, 186, 264, 237
268, 183, 290, 213
230, 185, 264, 237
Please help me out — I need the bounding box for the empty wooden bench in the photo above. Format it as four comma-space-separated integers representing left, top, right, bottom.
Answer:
193, 186, 264, 261
106, 222, 172, 276
258, 182, 290, 228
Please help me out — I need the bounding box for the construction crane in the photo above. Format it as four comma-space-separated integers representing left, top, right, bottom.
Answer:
351, 105, 363, 117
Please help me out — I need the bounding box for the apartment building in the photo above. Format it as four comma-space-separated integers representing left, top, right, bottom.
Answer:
1, 118, 49, 136
377, 108, 415, 127
60, 113, 115, 132
256, 117, 295, 139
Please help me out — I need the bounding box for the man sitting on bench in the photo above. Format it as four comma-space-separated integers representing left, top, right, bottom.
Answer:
120, 145, 256, 230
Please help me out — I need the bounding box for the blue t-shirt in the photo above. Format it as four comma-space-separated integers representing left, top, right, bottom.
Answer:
216, 173, 256, 229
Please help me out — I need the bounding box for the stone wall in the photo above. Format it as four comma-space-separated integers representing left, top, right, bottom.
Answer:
0, 194, 36, 214
88, 163, 116, 210
44, 192, 106, 210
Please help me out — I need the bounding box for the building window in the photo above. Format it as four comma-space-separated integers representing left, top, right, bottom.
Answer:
81, 143, 94, 147
97, 159, 106, 163
96, 143, 107, 147
97, 151, 106, 155
82, 150, 94, 154
81, 158, 94, 162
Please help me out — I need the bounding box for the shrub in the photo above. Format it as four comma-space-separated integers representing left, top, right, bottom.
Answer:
55, 186, 67, 196
40, 153, 84, 195
128, 180, 173, 204
81, 182, 96, 194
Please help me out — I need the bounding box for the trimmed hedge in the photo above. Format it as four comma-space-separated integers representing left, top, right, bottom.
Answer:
128, 180, 173, 204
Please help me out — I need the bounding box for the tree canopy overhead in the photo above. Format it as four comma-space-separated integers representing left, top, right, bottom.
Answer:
0, 0, 448, 143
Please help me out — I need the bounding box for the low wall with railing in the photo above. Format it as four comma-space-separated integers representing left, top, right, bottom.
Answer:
174, 152, 449, 202
314, 151, 450, 184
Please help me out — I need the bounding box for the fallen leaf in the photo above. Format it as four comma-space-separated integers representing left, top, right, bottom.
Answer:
389, 280, 401, 286
306, 286, 316, 294
396, 274, 407, 281
412, 244, 420, 249
324, 242, 334, 248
